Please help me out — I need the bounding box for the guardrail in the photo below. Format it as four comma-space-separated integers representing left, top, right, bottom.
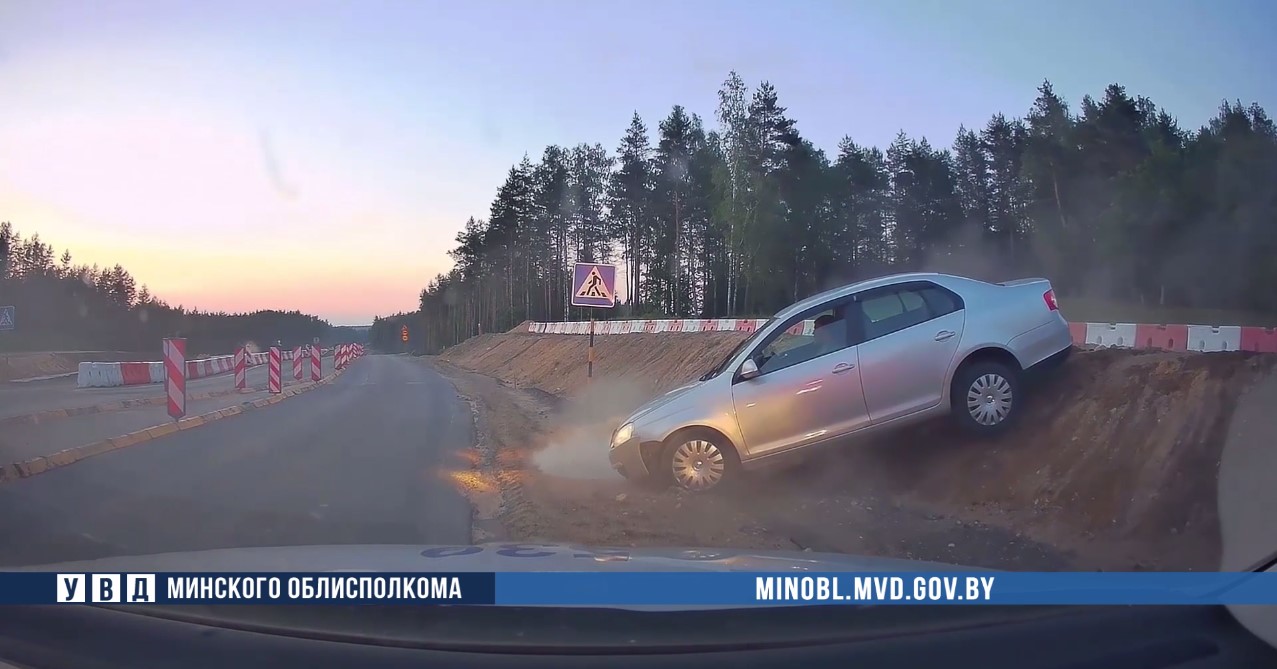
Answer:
524, 319, 1277, 353
76, 347, 336, 388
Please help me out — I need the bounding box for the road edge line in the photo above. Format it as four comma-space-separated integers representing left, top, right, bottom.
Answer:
416, 357, 511, 545
0, 364, 354, 484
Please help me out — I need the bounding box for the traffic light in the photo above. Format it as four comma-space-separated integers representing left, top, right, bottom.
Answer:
401, 325, 409, 342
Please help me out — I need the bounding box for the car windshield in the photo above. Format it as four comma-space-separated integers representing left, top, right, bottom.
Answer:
700, 318, 776, 380
2, 0, 1277, 649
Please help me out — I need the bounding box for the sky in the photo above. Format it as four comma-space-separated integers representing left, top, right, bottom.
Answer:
1, 0, 1273, 325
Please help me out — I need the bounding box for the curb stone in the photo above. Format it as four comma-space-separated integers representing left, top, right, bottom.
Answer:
0, 364, 354, 485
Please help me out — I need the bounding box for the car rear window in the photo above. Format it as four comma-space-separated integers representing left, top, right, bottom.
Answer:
919, 286, 960, 316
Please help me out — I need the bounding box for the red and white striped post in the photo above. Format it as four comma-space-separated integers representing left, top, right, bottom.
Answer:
292, 345, 303, 380
310, 344, 322, 381
268, 346, 282, 394
234, 346, 247, 390
163, 337, 186, 420
337, 343, 346, 370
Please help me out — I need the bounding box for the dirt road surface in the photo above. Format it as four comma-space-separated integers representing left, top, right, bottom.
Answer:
431, 331, 1277, 571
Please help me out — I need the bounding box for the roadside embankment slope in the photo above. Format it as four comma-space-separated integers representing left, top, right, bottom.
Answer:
440, 331, 1276, 570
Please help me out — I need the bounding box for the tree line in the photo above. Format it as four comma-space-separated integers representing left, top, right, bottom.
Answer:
384, 72, 1276, 354
0, 222, 364, 355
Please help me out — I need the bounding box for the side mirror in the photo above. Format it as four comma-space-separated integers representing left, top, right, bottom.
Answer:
738, 358, 761, 381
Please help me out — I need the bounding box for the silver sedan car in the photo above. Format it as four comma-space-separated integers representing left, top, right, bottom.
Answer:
609, 272, 1073, 492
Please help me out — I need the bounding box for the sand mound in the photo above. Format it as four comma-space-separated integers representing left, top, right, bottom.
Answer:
441, 333, 1277, 568
840, 348, 1275, 566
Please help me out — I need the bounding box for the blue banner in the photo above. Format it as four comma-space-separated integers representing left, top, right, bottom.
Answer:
5, 571, 1277, 606
497, 572, 1277, 606
19, 572, 493, 605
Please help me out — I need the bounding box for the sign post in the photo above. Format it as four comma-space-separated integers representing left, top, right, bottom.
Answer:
570, 262, 617, 380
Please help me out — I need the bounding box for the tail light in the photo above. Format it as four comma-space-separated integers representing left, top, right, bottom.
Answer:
1043, 289, 1059, 311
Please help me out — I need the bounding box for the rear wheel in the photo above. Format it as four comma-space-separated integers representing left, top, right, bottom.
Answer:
952, 360, 1020, 436
661, 429, 740, 493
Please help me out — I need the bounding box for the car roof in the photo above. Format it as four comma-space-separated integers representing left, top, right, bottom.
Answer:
776, 272, 978, 318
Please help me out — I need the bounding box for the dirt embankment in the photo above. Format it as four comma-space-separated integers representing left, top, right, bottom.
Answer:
440, 331, 746, 397
0, 351, 153, 382
437, 332, 1276, 570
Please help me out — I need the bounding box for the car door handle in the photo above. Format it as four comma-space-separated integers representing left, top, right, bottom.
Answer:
832, 362, 856, 374
934, 331, 956, 342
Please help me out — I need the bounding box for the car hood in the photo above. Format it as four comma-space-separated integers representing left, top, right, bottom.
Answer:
625, 381, 704, 424
16, 542, 983, 574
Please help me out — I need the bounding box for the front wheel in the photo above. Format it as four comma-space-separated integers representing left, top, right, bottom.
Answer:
952, 361, 1020, 436
661, 430, 740, 493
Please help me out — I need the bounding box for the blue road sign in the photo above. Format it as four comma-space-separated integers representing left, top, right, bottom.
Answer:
571, 263, 616, 308
0, 305, 13, 331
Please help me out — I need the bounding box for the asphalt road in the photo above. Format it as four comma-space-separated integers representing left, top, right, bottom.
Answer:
0, 355, 474, 567
0, 356, 325, 421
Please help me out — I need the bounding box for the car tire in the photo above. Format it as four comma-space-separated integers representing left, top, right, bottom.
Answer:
660, 429, 740, 493
951, 360, 1020, 436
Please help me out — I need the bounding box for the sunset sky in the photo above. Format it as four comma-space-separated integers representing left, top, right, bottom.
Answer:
2, 0, 1272, 325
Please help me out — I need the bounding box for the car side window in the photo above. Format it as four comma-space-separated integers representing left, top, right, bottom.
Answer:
855, 283, 955, 342
918, 285, 961, 317
749, 300, 853, 377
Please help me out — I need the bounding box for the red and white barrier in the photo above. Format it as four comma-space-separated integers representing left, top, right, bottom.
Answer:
333, 343, 364, 370
311, 345, 322, 381
1242, 327, 1277, 353
524, 319, 1277, 353
234, 347, 247, 389
75, 346, 336, 388
268, 346, 282, 394
163, 337, 186, 420
292, 346, 303, 380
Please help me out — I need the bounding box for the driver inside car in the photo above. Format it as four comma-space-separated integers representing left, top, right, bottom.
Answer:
810, 313, 841, 354
757, 313, 843, 372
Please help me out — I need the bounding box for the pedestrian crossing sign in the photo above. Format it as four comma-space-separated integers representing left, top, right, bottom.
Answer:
571, 263, 616, 308
0, 306, 13, 331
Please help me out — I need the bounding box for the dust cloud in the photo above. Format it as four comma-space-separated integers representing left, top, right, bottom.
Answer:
531, 378, 653, 480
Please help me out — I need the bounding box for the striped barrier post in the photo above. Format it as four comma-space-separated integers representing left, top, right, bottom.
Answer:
338, 343, 347, 369
292, 346, 303, 380
163, 338, 186, 420
310, 344, 321, 381
234, 347, 247, 390
268, 346, 282, 394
